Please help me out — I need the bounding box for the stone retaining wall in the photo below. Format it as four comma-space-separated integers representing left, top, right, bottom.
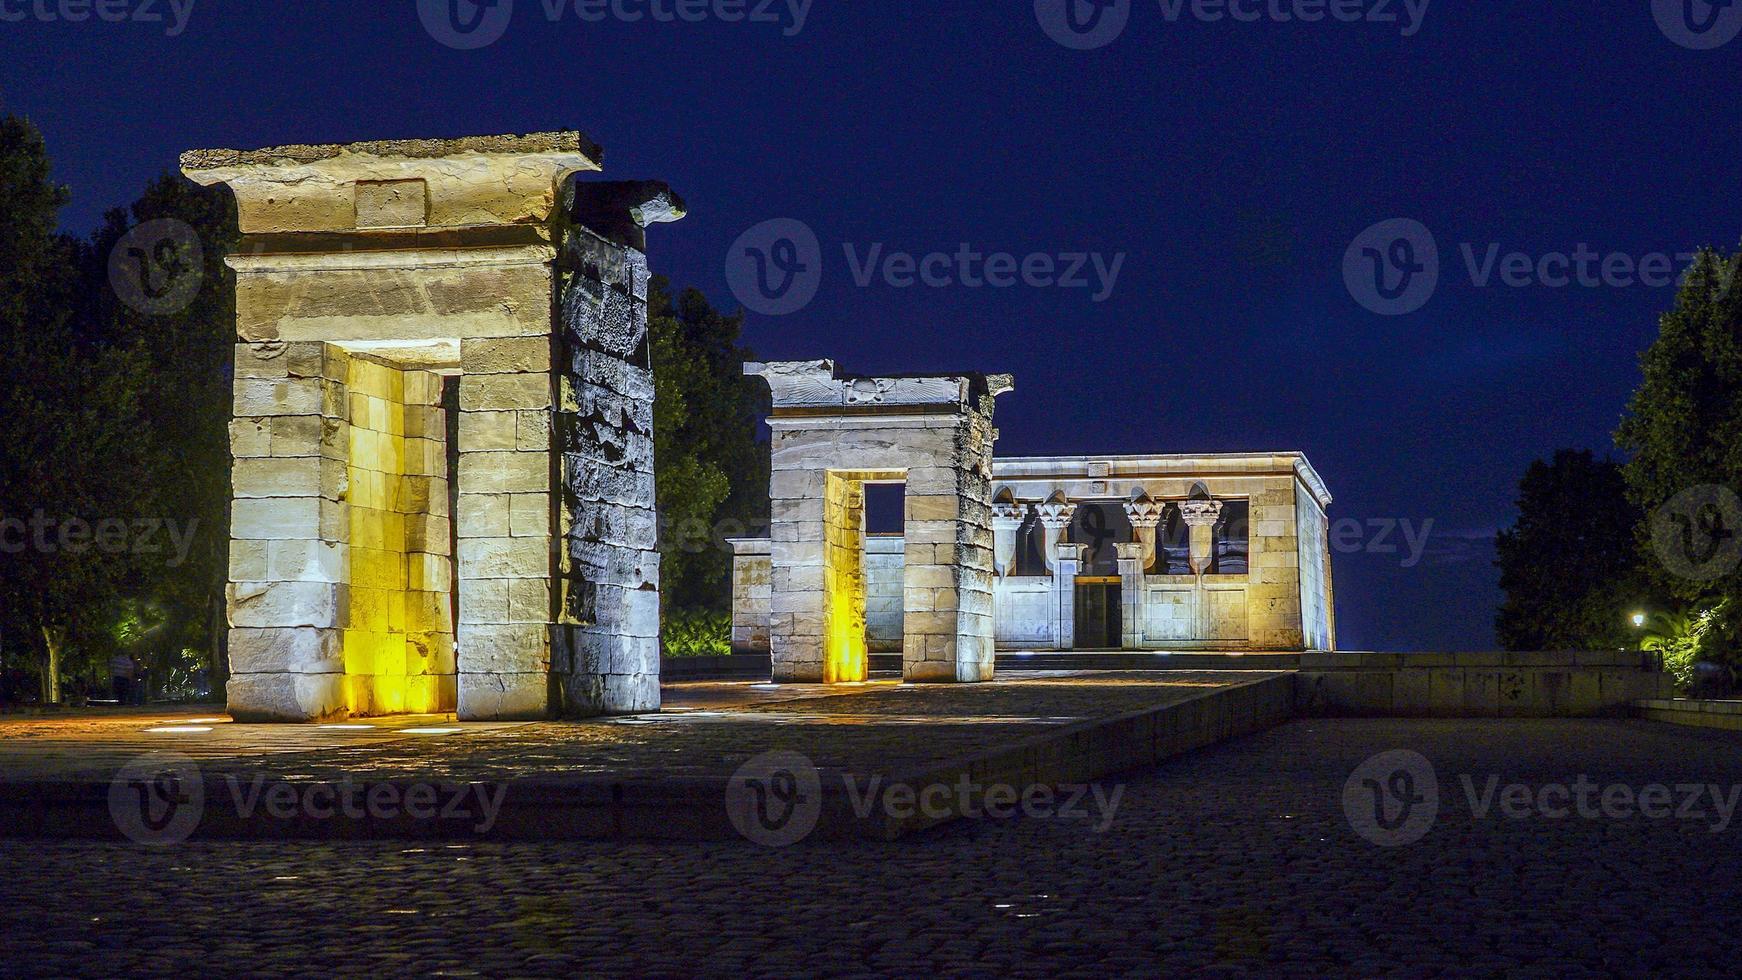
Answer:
1296, 651, 1672, 718
1634, 698, 1742, 732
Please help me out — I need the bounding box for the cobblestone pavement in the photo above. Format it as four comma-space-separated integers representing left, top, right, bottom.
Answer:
6, 717, 1742, 977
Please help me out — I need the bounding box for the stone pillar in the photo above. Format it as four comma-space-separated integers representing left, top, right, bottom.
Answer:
748, 361, 1013, 685
1115, 542, 1145, 650
1052, 543, 1086, 651
991, 496, 1025, 579
552, 182, 686, 716
728, 538, 772, 655
1123, 492, 1163, 572
454, 339, 556, 720
225, 342, 353, 722
822, 474, 868, 683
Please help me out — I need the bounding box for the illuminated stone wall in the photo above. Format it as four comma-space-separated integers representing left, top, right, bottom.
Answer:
822, 474, 869, 683
225, 342, 354, 721
343, 356, 455, 716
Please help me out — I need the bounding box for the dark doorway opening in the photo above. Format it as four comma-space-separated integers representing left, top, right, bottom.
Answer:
1074, 579, 1121, 649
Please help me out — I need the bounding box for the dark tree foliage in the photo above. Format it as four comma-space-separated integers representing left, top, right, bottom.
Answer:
647, 278, 769, 613
83, 174, 241, 692
0, 115, 150, 701
1616, 247, 1742, 604
1495, 450, 1651, 651
1614, 246, 1742, 674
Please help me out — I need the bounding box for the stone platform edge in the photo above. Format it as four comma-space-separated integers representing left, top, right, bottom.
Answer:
1634, 698, 1742, 732
0, 676, 1295, 844
1296, 651, 1672, 718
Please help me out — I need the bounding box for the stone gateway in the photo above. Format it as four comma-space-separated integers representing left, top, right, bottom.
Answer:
185, 133, 682, 722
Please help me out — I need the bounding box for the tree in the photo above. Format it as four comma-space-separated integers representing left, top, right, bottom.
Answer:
1495, 449, 1652, 651
83, 175, 240, 695
1616, 246, 1742, 605
0, 114, 149, 702
648, 278, 770, 614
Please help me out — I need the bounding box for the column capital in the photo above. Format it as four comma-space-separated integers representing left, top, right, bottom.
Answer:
1179, 499, 1224, 528
1036, 495, 1076, 530
1123, 497, 1163, 530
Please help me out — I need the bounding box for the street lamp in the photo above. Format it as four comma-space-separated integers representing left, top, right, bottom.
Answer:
1631, 612, 1647, 629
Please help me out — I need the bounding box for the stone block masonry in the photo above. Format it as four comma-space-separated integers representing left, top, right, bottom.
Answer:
747, 361, 1013, 684
187, 133, 682, 722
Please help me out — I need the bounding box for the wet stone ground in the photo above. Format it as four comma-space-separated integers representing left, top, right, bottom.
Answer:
6, 717, 1742, 977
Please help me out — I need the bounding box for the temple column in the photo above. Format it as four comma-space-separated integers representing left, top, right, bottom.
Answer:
1052, 543, 1085, 651
1036, 494, 1078, 651
1115, 542, 1145, 650
1124, 492, 1163, 572
991, 496, 1025, 579
1036, 493, 1076, 575
1179, 497, 1225, 637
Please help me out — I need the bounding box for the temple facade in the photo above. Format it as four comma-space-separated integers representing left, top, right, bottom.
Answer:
733, 362, 1335, 679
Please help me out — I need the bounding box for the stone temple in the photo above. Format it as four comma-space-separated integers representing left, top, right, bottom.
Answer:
189, 130, 1334, 722
185, 133, 682, 722
730, 361, 1336, 683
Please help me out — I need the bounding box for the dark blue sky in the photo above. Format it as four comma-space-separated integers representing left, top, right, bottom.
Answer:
3, 1, 1736, 650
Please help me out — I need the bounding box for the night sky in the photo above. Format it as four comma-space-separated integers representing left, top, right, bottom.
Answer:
2, 1, 1736, 650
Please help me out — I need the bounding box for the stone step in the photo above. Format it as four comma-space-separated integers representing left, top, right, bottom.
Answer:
869, 652, 1301, 673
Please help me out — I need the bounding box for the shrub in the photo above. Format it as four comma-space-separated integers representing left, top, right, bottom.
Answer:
661, 609, 732, 658
1642, 602, 1737, 694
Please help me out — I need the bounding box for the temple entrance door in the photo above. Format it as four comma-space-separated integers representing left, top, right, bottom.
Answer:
1074, 578, 1121, 650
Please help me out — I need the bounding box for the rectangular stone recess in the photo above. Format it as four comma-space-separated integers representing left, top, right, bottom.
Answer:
343, 355, 455, 715
227, 343, 456, 720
